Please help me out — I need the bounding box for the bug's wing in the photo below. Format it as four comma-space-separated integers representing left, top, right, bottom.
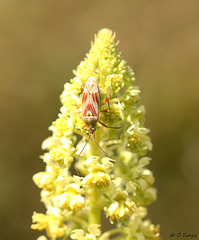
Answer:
82, 90, 100, 117
82, 77, 101, 118
82, 90, 90, 117
90, 91, 100, 118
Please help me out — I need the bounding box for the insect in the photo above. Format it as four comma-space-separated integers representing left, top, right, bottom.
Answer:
77, 64, 120, 160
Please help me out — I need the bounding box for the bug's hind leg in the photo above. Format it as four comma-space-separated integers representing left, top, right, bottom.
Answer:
98, 120, 121, 129
92, 132, 110, 158
76, 133, 91, 161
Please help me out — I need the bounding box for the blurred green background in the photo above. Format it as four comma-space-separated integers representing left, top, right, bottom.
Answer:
1, 0, 199, 239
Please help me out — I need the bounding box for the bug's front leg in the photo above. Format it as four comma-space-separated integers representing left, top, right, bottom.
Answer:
82, 124, 87, 129
100, 77, 113, 112
101, 85, 111, 106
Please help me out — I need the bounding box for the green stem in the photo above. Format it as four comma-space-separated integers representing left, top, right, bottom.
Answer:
89, 189, 101, 225
65, 215, 88, 228
102, 139, 121, 148
99, 228, 125, 240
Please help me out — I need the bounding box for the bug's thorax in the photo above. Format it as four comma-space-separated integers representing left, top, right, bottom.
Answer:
82, 108, 98, 124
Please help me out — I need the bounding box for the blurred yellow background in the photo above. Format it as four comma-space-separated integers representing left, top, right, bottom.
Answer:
1, 0, 199, 239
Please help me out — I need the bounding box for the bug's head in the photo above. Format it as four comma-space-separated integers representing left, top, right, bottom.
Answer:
88, 126, 96, 134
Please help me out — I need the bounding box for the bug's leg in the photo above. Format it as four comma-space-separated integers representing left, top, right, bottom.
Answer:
74, 125, 88, 175
82, 124, 87, 129
101, 93, 111, 106
101, 77, 112, 107
80, 63, 99, 92
98, 120, 121, 129
92, 132, 110, 158
100, 77, 112, 112
76, 133, 91, 161
100, 108, 110, 113
73, 103, 82, 119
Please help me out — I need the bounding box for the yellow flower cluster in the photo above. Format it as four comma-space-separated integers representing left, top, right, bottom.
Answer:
53, 184, 85, 211
32, 28, 160, 240
126, 207, 160, 240
31, 208, 67, 239
123, 86, 140, 107
83, 164, 111, 189
71, 224, 101, 240
104, 192, 135, 221
33, 171, 54, 190
126, 125, 152, 155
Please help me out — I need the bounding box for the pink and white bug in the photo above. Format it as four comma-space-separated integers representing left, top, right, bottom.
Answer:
77, 65, 120, 159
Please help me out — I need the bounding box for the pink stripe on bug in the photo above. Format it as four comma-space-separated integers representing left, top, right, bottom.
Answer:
90, 103, 97, 116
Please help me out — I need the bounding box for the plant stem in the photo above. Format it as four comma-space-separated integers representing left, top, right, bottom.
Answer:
65, 215, 88, 228
99, 228, 125, 240
89, 189, 101, 225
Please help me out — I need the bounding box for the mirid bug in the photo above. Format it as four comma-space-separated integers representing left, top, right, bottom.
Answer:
77, 64, 120, 160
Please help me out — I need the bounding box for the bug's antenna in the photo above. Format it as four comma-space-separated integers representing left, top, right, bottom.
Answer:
92, 133, 110, 158
76, 133, 91, 161
80, 62, 99, 92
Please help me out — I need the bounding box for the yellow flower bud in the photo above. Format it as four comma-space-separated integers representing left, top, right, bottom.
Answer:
33, 172, 54, 190
53, 184, 85, 211
31, 209, 67, 239
105, 200, 135, 220
37, 236, 48, 240
123, 86, 140, 107
31, 212, 49, 231
50, 148, 66, 162
83, 164, 111, 189
106, 73, 124, 93
84, 234, 97, 240
50, 117, 73, 137
126, 126, 152, 154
